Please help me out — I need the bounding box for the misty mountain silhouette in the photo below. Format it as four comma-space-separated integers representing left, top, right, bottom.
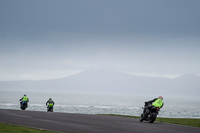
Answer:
0, 70, 200, 97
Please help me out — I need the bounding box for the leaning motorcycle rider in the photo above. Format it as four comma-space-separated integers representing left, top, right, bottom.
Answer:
19, 94, 29, 108
46, 98, 55, 109
143, 96, 164, 116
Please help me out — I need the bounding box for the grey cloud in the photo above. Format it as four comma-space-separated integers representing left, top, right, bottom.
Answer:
1, 0, 200, 39
0, 0, 200, 80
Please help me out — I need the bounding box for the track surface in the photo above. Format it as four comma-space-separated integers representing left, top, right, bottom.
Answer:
0, 109, 199, 133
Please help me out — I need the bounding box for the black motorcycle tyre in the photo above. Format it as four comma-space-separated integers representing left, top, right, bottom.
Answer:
139, 113, 144, 122
21, 103, 27, 110
149, 112, 157, 123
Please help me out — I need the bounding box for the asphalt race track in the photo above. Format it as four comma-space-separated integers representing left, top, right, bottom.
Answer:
0, 109, 199, 133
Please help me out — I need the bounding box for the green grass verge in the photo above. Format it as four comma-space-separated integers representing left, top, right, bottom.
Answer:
0, 122, 57, 133
104, 114, 200, 128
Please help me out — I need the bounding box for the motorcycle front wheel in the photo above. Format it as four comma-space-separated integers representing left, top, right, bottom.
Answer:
139, 113, 144, 122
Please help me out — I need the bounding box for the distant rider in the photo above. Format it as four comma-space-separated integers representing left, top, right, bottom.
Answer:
143, 96, 164, 116
46, 98, 55, 109
19, 94, 29, 108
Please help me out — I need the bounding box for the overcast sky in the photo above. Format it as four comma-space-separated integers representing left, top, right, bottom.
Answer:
0, 0, 200, 81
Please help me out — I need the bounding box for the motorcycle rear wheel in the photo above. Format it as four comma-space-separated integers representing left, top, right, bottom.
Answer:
149, 112, 157, 123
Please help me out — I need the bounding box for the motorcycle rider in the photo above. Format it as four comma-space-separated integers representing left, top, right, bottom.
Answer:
143, 96, 164, 116
46, 98, 55, 109
19, 94, 29, 108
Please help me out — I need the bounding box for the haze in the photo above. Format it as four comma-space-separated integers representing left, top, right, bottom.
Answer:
0, 0, 200, 81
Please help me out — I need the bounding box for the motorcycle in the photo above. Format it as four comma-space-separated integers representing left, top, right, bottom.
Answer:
20, 101, 27, 110
139, 102, 160, 123
47, 105, 53, 112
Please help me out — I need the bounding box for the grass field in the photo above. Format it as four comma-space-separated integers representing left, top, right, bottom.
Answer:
0, 122, 57, 133
0, 115, 199, 133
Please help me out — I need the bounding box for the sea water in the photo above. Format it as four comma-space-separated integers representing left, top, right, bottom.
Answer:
0, 90, 199, 118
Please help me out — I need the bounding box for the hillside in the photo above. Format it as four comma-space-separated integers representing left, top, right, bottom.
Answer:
0, 70, 200, 97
